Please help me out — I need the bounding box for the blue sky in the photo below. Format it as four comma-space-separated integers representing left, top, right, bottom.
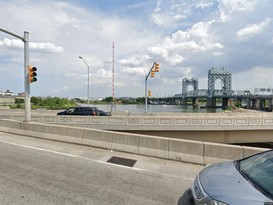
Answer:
1, 0, 273, 99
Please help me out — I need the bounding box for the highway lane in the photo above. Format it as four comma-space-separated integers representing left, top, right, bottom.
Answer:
0, 132, 203, 205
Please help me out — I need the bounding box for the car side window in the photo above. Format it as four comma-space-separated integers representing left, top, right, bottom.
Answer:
74, 108, 82, 113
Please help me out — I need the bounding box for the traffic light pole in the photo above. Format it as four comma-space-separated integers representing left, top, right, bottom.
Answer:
145, 75, 148, 112
0, 28, 31, 122
145, 63, 156, 112
24, 32, 31, 122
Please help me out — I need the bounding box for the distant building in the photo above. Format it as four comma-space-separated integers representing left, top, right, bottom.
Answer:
18, 92, 25, 97
4, 90, 13, 96
0, 90, 16, 106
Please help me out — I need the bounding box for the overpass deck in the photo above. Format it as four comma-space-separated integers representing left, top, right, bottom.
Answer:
1, 109, 273, 144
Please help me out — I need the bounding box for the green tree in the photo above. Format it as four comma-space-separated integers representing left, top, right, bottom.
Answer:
29, 96, 77, 109
136, 97, 145, 104
102, 97, 114, 103
15, 98, 24, 104
31, 96, 40, 105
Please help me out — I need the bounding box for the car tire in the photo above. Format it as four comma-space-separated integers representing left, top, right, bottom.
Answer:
178, 189, 194, 205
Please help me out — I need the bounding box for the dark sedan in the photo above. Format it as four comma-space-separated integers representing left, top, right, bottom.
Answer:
97, 110, 111, 116
57, 106, 111, 116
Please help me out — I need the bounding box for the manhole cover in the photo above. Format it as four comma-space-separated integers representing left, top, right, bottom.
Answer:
107, 156, 137, 167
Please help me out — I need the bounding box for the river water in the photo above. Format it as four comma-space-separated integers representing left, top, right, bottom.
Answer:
90, 104, 223, 113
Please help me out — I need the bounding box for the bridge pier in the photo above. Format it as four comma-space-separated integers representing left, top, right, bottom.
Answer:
228, 98, 234, 106
207, 97, 216, 108
258, 99, 264, 110
222, 98, 229, 107
256, 98, 272, 111
245, 99, 267, 110
181, 98, 187, 105
246, 99, 251, 109
247, 99, 257, 109
191, 98, 199, 106
268, 98, 272, 112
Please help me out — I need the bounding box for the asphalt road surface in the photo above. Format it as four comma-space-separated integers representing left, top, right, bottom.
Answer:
0, 131, 203, 205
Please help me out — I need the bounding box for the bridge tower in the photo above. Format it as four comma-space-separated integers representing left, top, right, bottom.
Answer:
182, 77, 198, 105
207, 68, 232, 107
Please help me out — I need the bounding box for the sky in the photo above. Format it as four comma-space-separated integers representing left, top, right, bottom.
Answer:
1, 0, 273, 99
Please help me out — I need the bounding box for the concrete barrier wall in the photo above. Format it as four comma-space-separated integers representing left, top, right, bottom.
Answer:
168, 139, 204, 164
203, 142, 244, 164
112, 132, 138, 154
2, 112, 273, 132
82, 129, 113, 149
0, 109, 271, 116
0, 119, 269, 165
138, 135, 169, 159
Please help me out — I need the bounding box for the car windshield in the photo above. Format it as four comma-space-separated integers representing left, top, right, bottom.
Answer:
66, 108, 74, 113
238, 150, 273, 200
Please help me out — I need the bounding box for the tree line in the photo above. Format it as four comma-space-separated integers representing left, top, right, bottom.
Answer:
14, 97, 78, 109
13, 96, 147, 109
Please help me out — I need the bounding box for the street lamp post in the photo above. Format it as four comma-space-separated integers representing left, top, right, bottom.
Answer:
79, 56, 90, 105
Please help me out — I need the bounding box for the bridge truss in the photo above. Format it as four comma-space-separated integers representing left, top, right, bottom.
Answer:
171, 68, 273, 110
208, 67, 232, 97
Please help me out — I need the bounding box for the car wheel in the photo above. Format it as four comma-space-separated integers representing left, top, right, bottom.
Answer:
178, 189, 194, 205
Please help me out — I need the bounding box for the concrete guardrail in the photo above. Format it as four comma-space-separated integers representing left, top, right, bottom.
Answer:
0, 119, 268, 165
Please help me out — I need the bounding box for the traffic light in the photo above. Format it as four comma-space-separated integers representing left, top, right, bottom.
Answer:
150, 69, 155, 77
148, 89, 152, 97
28, 65, 37, 83
154, 63, 159, 72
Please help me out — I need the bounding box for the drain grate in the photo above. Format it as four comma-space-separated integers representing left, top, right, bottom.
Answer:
107, 156, 137, 167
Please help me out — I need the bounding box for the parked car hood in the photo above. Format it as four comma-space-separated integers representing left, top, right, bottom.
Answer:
199, 161, 272, 205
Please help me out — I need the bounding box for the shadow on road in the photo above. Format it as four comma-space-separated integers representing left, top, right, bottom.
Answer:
177, 189, 194, 205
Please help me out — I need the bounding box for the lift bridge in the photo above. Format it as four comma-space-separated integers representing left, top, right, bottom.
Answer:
168, 68, 273, 111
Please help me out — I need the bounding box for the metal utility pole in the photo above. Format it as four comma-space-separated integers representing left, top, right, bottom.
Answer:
79, 56, 90, 105
111, 42, 116, 112
0, 28, 31, 122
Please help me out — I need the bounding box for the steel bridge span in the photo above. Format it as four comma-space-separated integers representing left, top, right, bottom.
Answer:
163, 68, 273, 111
169, 89, 273, 111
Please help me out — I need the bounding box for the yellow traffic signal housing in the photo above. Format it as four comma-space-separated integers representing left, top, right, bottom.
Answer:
28, 65, 37, 83
148, 89, 152, 97
150, 69, 155, 77
154, 63, 159, 72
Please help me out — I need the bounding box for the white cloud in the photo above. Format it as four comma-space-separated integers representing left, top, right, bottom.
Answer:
182, 67, 192, 77
196, 1, 214, 9
0, 38, 64, 53
222, 0, 256, 12
237, 17, 272, 41
119, 55, 152, 67
30, 42, 64, 53
233, 66, 273, 91
0, 38, 23, 49
212, 51, 223, 56
219, 0, 257, 22
151, 1, 189, 27
151, 1, 216, 28
121, 66, 146, 75
1, 0, 273, 98
147, 21, 223, 65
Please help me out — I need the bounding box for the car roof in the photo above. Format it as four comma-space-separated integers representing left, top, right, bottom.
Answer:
74, 106, 98, 109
